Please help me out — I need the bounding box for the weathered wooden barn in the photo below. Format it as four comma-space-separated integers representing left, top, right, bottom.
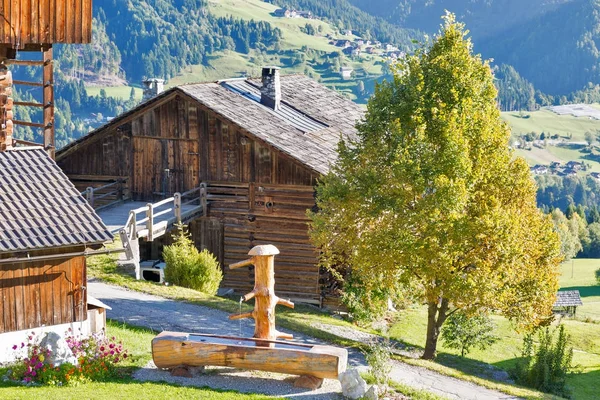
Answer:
0, 0, 93, 155
57, 68, 364, 305
0, 147, 112, 361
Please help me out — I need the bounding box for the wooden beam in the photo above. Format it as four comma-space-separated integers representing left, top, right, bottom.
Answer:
13, 101, 44, 108
43, 45, 54, 158
4, 60, 45, 66
13, 120, 45, 128
12, 80, 44, 87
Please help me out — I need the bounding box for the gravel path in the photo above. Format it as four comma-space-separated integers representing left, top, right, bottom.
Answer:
89, 280, 520, 400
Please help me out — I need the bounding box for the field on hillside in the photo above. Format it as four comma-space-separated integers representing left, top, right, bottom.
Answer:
389, 258, 600, 400
503, 107, 600, 170
85, 86, 143, 100
502, 108, 600, 142
207, 0, 343, 52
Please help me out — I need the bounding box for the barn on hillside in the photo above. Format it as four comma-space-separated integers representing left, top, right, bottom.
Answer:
56, 67, 364, 305
0, 147, 112, 362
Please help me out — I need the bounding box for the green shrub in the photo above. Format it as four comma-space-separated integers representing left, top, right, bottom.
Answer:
512, 325, 574, 398
364, 339, 393, 386
595, 267, 600, 285
163, 224, 222, 294
441, 311, 499, 357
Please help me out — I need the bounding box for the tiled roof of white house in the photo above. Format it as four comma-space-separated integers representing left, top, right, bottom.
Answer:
0, 148, 112, 252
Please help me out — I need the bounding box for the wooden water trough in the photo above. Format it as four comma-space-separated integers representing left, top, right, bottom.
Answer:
152, 331, 347, 379
151, 244, 348, 385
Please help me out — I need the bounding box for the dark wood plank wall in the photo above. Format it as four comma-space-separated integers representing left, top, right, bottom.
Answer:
206, 182, 320, 304
0, 0, 92, 46
0, 249, 87, 333
59, 94, 319, 200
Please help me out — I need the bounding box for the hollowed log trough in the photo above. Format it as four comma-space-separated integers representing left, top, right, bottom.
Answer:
151, 245, 348, 383
151, 331, 347, 379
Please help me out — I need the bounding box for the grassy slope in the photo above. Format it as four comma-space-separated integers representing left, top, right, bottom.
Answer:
86, 0, 383, 103
502, 109, 600, 141
86, 86, 143, 101
502, 108, 600, 170
0, 321, 278, 400
389, 258, 600, 400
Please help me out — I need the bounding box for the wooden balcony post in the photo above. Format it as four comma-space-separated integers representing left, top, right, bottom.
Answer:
86, 187, 94, 208
200, 182, 207, 216
146, 203, 154, 241
174, 192, 182, 223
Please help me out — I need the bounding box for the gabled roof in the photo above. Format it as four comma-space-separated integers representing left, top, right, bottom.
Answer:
553, 290, 583, 307
57, 74, 364, 175
0, 148, 112, 253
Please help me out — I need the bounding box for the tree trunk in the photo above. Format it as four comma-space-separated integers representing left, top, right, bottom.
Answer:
422, 297, 449, 360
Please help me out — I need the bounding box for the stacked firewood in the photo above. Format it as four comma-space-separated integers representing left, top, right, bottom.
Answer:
0, 66, 13, 151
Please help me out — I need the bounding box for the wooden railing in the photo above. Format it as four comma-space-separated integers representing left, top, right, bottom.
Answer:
81, 179, 126, 210
119, 184, 206, 279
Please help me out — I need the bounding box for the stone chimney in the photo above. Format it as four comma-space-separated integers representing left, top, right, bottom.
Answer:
260, 66, 281, 110
142, 78, 165, 102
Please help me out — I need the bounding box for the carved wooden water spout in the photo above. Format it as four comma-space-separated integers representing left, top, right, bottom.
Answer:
228, 244, 294, 341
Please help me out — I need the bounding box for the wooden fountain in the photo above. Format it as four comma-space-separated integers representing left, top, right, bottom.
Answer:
151, 245, 347, 387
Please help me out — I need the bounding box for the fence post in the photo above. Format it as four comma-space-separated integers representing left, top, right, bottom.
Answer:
86, 187, 94, 208
146, 203, 154, 241
174, 192, 182, 223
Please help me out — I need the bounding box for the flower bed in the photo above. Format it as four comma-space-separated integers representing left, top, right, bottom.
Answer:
7, 329, 129, 386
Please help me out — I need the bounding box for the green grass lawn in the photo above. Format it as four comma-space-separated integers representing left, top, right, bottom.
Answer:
559, 258, 600, 322
0, 321, 279, 400
389, 258, 600, 400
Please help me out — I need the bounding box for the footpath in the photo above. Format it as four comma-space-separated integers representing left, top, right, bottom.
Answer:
89, 280, 519, 400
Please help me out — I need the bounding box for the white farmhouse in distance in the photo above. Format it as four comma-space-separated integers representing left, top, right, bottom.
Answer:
340, 66, 354, 80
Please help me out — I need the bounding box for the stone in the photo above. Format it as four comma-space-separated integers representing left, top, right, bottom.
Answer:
491, 369, 510, 382
294, 375, 324, 389
170, 366, 192, 378
365, 385, 380, 400
39, 332, 77, 366
188, 366, 206, 376
339, 369, 367, 399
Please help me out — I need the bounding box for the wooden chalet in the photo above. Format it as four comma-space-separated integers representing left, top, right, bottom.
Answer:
0, 0, 93, 156
553, 290, 583, 316
57, 67, 364, 305
0, 147, 112, 361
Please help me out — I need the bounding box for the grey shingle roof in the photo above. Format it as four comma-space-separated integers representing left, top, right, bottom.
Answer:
553, 290, 583, 307
179, 75, 364, 174
0, 148, 113, 253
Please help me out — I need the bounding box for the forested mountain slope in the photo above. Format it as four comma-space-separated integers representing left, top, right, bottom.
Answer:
479, 0, 600, 95
348, 0, 571, 40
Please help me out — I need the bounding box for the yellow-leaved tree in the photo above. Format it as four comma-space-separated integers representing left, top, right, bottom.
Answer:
310, 14, 562, 359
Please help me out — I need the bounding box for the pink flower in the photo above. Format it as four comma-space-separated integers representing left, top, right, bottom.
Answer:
12, 345, 17, 350
21, 343, 25, 348
31, 371, 37, 377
